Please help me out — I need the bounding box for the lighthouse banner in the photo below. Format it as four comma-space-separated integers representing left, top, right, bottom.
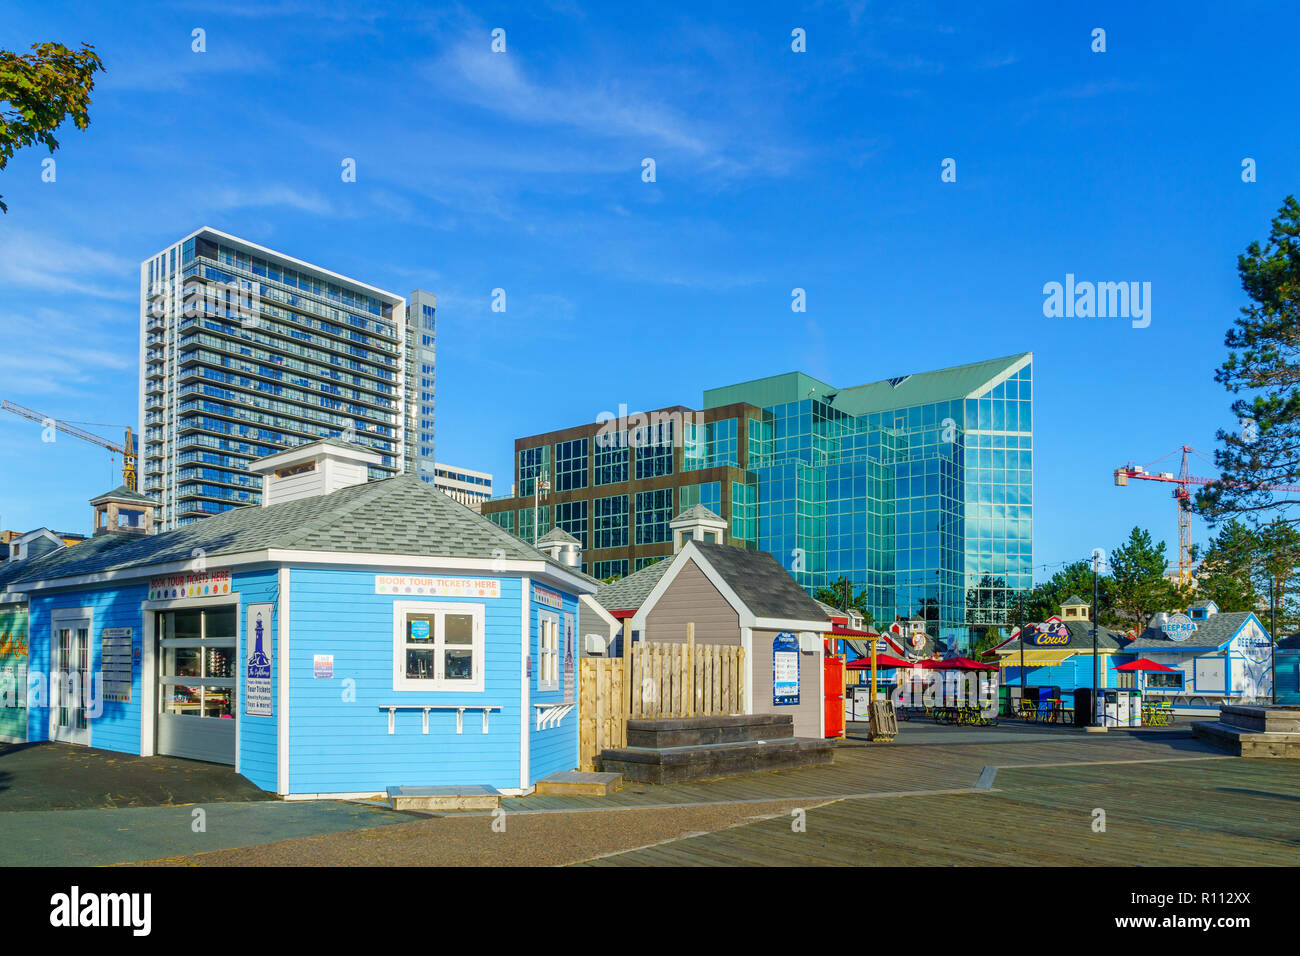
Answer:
245, 602, 274, 717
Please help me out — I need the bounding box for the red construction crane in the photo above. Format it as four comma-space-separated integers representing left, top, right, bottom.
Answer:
1, 399, 137, 491
1114, 445, 1300, 584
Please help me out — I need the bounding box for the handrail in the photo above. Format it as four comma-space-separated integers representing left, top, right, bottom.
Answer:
533, 700, 576, 730
378, 703, 502, 735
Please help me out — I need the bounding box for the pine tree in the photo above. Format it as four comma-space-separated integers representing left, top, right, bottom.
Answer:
1107, 527, 1173, 632
1197, 196, 1300, 525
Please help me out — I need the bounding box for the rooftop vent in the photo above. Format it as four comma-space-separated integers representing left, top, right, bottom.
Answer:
247, 438, 382, 507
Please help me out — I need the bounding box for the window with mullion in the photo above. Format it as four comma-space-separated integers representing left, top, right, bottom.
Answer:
394, 602, 484, 692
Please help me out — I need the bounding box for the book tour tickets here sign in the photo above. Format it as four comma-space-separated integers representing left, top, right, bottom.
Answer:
375, 575, 501, 598
148, 569, 232, 601
533, 585, 562, 608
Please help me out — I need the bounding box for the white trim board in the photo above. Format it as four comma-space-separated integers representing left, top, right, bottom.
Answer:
519, 576, 530, 791
277, 567, 290, 797
13, 550, 595, 597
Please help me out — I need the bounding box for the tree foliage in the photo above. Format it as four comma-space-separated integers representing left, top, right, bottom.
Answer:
1023, 560, 1100, 624
1191, 518, 1265, 613
1197, 195, 1300, 525
813, 577, 874, 626
1107, 526, 1175, 633
0, 42, 105, 213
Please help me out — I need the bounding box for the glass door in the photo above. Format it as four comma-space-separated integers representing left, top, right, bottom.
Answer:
49, 619, 91, 745
155, 606, 237, 765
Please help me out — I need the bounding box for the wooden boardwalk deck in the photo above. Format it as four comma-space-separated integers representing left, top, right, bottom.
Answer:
506, 724, 1228, 814
564, 727, 1300, 866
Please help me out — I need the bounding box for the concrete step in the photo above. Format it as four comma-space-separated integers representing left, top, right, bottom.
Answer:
1192, 720, 1300, 758
532, 771, 623, 796
627, 713, 795, 748
386, 784, 501, 811
599, 736, 835, 785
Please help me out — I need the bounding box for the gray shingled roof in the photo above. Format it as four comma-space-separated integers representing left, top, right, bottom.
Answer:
537, 527, 580, 546
1124, 610, 1257, 651
9, 476, 591, 589
689, 541, 827, 621
89, 485, 156, 505
672, 505, 724, 523
0, 535, 121, 592
1003, 620, 1127, 652
1061, 594, 1090, 607
594, 557, 671, 612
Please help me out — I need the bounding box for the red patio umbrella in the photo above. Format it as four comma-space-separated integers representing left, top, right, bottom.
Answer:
930, 656, 998, 671
846, 653, 912, 669
1114, 657, 1177, 672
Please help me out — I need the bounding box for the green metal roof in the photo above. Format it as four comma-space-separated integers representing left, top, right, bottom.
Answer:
830, 353, 1031, 417
702, 371, 836, 410
702, 354, 1030, 416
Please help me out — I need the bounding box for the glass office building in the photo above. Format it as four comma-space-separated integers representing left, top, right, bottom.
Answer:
140, 228, 409, 528
481, 353, 1032, 648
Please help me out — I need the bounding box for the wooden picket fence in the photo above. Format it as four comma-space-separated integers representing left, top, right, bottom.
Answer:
629, 640, 746, 719
576, 635, 747, 771
578, 656, 625, 772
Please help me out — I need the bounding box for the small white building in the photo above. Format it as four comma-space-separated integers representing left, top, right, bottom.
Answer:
1122, 601, 1274, 704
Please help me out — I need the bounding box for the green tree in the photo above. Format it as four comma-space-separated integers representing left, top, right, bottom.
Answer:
1197, 196, 1300, 526
813, 577, 874, 626
1257, 519, 1300, 634
969, 626, 1005, 660
0, 42, 104, 213
1107, 527, 1174, 632
1191, 519, 1265, 613
1024, 560, 1102, 623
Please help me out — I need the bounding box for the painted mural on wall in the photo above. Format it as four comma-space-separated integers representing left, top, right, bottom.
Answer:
0, 607, 29, 741
1232, 625, 1274, 700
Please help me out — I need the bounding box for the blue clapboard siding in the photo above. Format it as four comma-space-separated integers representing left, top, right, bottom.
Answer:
234, 569, 279, 792
27, 582, 149, 754
528, 588, 581, 780
287, 569, 528, 794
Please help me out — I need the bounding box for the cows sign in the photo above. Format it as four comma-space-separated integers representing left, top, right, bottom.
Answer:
1032, 625, 1071, 646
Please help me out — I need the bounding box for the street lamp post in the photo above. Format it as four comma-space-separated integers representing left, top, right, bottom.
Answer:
1017, 591, 1026, 696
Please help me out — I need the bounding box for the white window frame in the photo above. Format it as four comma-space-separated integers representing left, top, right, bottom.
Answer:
392, 601, 485, 693
538, 610, 559, 692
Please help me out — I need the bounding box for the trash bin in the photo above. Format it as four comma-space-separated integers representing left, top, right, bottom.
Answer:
1074, 687, 1093, 727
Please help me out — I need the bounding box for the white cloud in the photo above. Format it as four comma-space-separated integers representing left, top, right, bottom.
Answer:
0, 230, 137, 301
431, 40, 712, 155
205, 184, 334, 215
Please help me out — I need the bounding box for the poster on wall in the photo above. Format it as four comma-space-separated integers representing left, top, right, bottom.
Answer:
773, 632, 800, 706
0, 608, 29, 741
245, 603, 274, 717
563, 612, 575, 694
101, 627, 134, 702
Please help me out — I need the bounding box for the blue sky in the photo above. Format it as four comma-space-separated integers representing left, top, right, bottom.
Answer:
1, 0, 1297, 580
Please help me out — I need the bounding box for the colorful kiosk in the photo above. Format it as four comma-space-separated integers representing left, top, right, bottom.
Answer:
3, 440, 595, 798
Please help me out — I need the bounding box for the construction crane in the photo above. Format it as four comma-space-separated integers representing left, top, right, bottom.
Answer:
1, 399, 137, 491
1114, 445, 1300, 585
